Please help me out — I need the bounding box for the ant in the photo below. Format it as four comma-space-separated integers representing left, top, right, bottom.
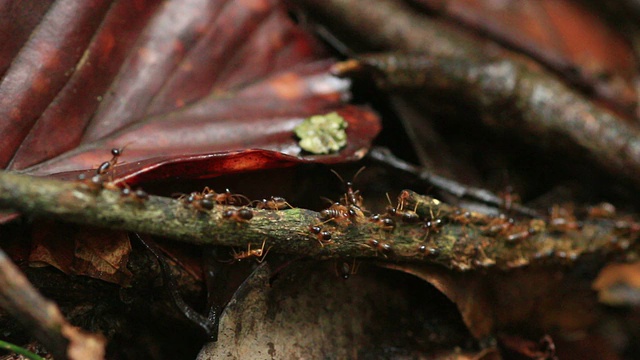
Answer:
385, 192, 422, 224
77, 173, 106, 192
481, 215, 514, 236
548, 204, 581, 232
422, 217, 443, 234
222, 208, 254, 222
366, 238, 392, 256
252, 196, 293, 210
335, 259, 360, 279
395, 190, 412, 212
504, 227, 533, 243
449, 209, 473, 226
330, 167, 365, 209
369, 214, 396, 232
120, 186, 149, 204
401, 201, 422, 224
613, 218, 640, 237
502, 219, 544, 243
309, 221, 333, 246
179, 192, 214, 212
228, 240, 271, 263
587, 202, 616, 219
320, 202, 364, 223
96, 146, 126, 176
202, 187, 250, 206
78, 146, 126, 191
417, 244, 440, 258
498, 185, 521, 212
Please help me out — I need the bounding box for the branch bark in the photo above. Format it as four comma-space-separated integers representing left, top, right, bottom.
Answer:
0, 170, 638, 271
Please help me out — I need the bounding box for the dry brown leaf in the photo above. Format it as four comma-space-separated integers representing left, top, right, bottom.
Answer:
383, 263, 599, 339
30, 222, 132, 285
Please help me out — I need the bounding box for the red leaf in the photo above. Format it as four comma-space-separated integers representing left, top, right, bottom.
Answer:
3, 0, 380, 175
0, 0, 381, 281
413, 0, 639, 114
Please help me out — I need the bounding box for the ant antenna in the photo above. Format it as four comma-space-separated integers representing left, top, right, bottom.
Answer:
330, 169, 346, 185
350, 166, 366, 186
330, 166, 366, 186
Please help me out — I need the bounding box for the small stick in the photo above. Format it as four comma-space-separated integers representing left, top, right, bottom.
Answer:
0, 248, 105, 360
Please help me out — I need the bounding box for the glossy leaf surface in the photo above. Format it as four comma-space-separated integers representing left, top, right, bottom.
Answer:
2, 0, 380, 178
0, 0, 380, 284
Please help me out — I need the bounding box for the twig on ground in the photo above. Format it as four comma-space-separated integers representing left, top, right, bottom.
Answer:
301, 0, 640, 187
0, 247, 105, 360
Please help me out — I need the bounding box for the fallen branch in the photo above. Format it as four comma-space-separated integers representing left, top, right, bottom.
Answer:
0, 170, 638, 271
301, 0, 640, 187
0, 247, 105, 359
368, 147, 541, 218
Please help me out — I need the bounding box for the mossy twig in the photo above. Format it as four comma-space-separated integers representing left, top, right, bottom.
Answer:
0, 170, 638, 271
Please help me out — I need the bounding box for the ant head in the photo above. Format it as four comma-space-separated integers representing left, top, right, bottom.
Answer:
110, 141, 134, 157
330, 166, 366, 187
